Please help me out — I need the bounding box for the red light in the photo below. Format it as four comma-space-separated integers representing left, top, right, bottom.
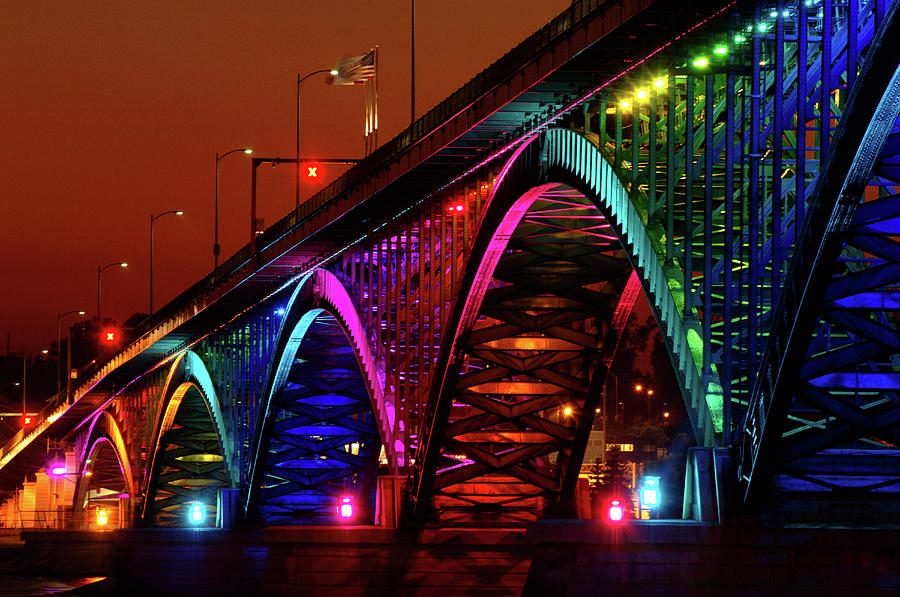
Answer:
447, 203, 465, 212
307, 166, 318, 177
101, 328, 122, 345
608, 499, 624, 522
23, 416, 33, 427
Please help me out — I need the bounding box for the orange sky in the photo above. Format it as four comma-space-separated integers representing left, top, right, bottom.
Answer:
0, 1, 570, 353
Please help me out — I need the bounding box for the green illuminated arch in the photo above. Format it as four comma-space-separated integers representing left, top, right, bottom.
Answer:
538, 128, 720, 445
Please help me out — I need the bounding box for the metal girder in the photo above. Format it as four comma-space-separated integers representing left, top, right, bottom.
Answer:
251, 314, 379, 525
144, 387, 227, 527
739, 0, 900, 513
418, 186, 621, 525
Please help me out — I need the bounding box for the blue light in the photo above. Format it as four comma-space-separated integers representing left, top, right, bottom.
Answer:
189, 502, 205, 524
640, 476, 661, 509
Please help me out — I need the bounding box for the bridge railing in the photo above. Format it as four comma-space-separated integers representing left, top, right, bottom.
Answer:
129, 0, 611, 345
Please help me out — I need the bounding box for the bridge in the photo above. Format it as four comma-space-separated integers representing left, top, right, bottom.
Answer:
1, 0, 899, 592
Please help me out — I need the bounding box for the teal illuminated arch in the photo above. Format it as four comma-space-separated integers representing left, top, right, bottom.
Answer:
534, 129, 720, 445
141, 350, 233, 524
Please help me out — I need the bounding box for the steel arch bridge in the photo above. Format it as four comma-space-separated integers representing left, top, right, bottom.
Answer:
1, 0, 898, 530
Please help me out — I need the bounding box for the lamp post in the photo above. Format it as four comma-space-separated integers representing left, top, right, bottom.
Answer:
296, 69, 338, 209
604, 371, 619, 464
57, 310, 85, 400
214, 148, 253, 274
20, 350, 47, 428
97, 262, 128, 323
149, 210, 184, 314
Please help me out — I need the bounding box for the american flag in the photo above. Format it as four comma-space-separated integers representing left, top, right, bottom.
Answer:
330, 50, 376, 85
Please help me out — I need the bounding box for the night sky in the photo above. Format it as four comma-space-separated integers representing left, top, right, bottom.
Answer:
1, 1, 570, 354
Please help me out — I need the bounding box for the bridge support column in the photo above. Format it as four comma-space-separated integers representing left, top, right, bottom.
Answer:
375, 476, 406, 528
682, 447, 732, 523
216, 488, 241, 529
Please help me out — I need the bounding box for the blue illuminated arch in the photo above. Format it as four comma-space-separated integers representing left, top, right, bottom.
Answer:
245, 268, 386, 524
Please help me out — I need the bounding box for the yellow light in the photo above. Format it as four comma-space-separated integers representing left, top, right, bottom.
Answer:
621, 100, 631, 109
243, 149, 253, 154
654, 78, 665, 88
647, 389, 654, 396
595, 408, 601, 414
563, 407, 573, 416
692, 57, 709, 68
97, 509, 107, 526
635, 384, 643, 391
636, 90, 647, 100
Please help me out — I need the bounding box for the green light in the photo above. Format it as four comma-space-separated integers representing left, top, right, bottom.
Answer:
769, 10, 778, 17
713, 46, 728, 55
692, 57, 709, 68
734, 34, 746, 43
758, 22, 768, 32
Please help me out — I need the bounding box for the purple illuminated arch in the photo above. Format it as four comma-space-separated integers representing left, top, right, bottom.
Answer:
257, 269, 392, 467
244, 268, 388, 522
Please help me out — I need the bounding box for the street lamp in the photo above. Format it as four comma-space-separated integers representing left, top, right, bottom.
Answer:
97, 262, 128, 322
214, 148, 253, 273
57, 310, 85, 400
296, 69, 338, 209
20, 351, 47, 429
149, 210, 184, 314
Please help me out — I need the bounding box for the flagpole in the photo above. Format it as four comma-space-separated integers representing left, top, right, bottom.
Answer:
294, 73, 300, 209
374, 46, 379, 149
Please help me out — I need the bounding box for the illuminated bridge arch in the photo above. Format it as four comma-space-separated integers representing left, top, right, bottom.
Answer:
413, 128, 716, 523
245, 269, 386, 525
141, 350, 232, 526
72, 410, 136, 529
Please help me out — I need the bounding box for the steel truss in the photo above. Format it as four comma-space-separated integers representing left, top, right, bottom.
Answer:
31, 0, 899, 529
251, 313, 380, 525
144, 385, 228, 527
419, 185, 628, 524
739, 0, 900, 522
543, 0, 899, 521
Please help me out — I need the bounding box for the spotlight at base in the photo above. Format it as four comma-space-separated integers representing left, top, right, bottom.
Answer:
338, 496, 354, 520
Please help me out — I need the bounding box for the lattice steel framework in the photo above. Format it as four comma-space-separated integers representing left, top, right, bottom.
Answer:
421, 184, 630, 525
38, 0, 900, 528
739, 0, 900, 522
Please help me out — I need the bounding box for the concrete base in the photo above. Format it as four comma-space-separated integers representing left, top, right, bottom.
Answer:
20, 529, 267, 596
524, 520, 900, 596
17, 521, 900, 595
261, 526, 532, 597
